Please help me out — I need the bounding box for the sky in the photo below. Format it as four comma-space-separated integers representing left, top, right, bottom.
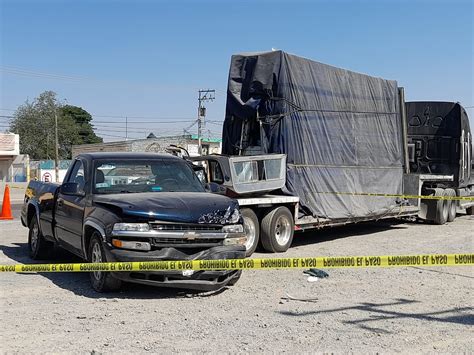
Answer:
1, 0, 473, 141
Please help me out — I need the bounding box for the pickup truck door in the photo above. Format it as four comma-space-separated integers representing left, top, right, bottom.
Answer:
55, 159, 86, 256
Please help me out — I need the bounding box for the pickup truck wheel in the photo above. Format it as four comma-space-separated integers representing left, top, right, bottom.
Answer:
88, 233, 122, 292
28, 217, 52, 260
241, 208, 259, 256
260, 206, 294, 253
446, 189, 457, 222
433, 188, 448, 225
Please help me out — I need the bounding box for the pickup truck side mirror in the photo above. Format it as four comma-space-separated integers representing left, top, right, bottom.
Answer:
60, 182, 85, 197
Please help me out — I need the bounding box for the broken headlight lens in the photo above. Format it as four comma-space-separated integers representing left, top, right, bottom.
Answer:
227, 208, 241, 224
113, 223, 150, 232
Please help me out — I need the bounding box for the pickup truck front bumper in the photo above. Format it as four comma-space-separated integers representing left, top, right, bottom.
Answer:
104, 244, 245, 291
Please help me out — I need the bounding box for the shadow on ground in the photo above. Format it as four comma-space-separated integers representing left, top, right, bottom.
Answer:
290, 219, 409, 249
277, 298, 473, 332
1, 242, 231, 299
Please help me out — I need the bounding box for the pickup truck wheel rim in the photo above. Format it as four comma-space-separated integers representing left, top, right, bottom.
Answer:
243, 216, 256, 250
275, 215, 291, 246
91, 243, 103, 280
31, 223, 39, 251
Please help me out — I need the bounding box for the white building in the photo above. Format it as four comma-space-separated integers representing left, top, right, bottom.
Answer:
0, 133, 23, 182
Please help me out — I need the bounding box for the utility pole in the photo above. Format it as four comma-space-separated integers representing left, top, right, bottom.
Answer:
197, 89, 215, 155
54, 109, 59, 183
125, 116, 128, 141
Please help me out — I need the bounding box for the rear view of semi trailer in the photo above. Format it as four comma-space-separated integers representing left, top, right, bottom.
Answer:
190, 51, 473, 255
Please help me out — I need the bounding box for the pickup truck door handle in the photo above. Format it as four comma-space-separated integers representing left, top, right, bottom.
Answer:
57, 198, 64, 207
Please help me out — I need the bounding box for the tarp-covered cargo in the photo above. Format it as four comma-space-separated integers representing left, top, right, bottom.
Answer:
222, 50, 404, 219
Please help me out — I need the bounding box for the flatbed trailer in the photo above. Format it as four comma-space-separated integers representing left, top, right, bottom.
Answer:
187, 51, 473, 256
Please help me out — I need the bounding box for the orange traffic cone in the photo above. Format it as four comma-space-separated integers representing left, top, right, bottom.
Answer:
0, 184, 14, 220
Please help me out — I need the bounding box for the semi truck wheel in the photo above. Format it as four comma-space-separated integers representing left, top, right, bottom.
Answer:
241, 208, 259, 256
433, 188, 448, 225
260, 206, 294, 253
28, 217, 53, 260
88, 233, 122, 292
446, 189, 457, 222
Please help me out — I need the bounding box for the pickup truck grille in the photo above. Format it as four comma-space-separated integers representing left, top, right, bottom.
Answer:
152, 237, 223, 245
150, 223, 222, 232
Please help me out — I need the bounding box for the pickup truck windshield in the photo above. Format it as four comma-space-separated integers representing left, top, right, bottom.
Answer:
94, 160, 205, 194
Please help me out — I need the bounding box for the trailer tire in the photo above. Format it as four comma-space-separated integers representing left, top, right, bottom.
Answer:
241, 208, 259, 256
446, 189, 457, 222
88, 233, 122, 293
28, 217, 53, 260
260, 206, 294, 253
433, 188, 448, 225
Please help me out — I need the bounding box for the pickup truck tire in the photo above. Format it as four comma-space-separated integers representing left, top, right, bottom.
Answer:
241, 208, 259, 256
88, 233, 122, 292
28, 217, 53, 260
433, 188, 448, 225
260, 206, 294, 253
446, 189, 457, 222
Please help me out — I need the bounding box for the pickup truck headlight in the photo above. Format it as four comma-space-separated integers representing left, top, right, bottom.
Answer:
227, 208, 241, 224
222, 224, 244, 233
113, 223, 150, 232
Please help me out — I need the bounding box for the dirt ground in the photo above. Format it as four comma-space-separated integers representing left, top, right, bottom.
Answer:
0, 215, 472, 353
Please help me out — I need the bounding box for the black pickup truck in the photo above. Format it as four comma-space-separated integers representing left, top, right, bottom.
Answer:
21, 152, 246, 292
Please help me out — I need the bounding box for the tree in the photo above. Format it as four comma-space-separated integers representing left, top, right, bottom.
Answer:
9, 91, 102, 159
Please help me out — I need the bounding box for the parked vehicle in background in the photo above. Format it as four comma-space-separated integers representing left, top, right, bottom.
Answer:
406, 101, 474, 223
188, 51, 474, 256
21, 152, 246, 292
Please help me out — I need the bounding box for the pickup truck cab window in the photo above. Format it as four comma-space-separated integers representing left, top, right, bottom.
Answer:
94, 159, 205, 194
68, 160, 86, 191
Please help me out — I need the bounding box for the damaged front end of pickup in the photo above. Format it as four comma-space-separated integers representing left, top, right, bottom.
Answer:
90, 194, 247, 291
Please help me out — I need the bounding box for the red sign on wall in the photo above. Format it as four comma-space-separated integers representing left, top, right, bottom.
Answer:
42, 172, 52, 182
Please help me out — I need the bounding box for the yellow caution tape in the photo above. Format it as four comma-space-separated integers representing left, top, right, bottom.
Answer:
314, 191, 474, 201
0, 254, 472, 273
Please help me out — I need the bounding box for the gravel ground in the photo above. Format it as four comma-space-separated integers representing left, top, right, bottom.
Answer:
0, 215, 473, 353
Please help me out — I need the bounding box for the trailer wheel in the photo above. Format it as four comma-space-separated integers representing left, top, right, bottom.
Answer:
433, 188, 448, 225
446, 189, 457, 222
260, 206, 294, 253
241, 208, 259, 256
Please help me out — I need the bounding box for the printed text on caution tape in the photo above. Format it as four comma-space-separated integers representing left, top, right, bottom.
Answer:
0, 254, 472, 273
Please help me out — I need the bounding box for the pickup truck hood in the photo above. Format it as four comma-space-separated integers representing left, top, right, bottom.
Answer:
93, 192, 238, 224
